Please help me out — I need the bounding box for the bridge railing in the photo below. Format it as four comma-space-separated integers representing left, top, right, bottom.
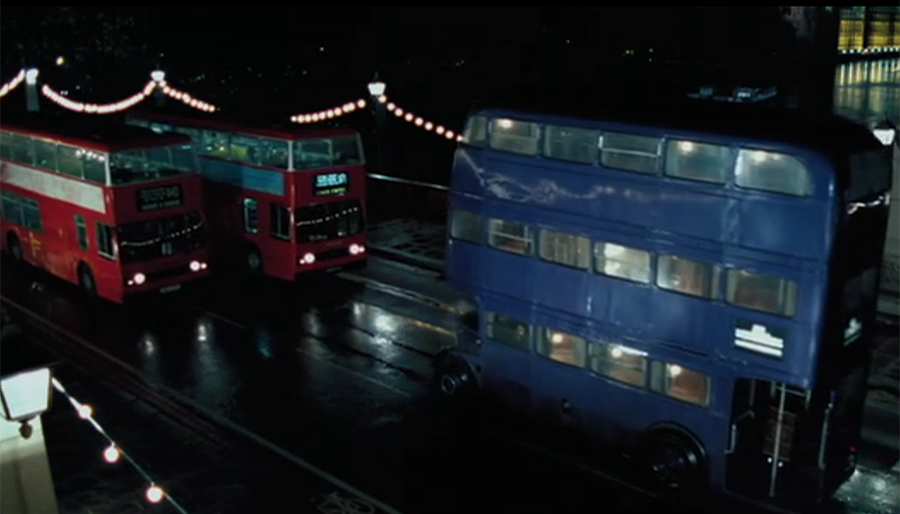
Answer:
367, 173, 449, 223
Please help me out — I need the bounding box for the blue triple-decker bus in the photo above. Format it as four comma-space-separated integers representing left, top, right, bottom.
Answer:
437, 90, 893, 510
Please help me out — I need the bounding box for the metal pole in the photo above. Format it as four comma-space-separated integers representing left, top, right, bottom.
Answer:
25, 69, 39, 113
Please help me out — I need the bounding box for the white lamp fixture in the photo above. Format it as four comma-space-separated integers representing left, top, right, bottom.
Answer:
151, 70, 166, 83
24, 68, 39, 85
367, 79, 386, 97
0, 367, 52, 423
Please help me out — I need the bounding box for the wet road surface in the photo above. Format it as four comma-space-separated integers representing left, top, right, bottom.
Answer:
2, 258, 898, 514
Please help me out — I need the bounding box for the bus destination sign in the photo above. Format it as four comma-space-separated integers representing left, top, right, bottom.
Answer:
137, 184, 184, 212
314, 172, 349, 196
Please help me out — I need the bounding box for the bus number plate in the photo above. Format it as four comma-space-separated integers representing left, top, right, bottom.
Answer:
138, 184, 184, 212
159, 284, 182, 294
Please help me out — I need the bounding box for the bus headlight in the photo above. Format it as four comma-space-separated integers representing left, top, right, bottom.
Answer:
133, 272, 146, 285
350, 244, 365, 255
189, 260, 206, 272
299, 253, 316, 265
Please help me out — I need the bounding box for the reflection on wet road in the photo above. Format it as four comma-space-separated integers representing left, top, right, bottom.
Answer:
835, 58, 900, 125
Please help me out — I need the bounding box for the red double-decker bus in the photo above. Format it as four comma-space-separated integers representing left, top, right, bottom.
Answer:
0, 114, 210, 302
126, 111, 367, 280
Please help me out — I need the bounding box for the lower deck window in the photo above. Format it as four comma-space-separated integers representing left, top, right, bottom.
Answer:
486, 312, 531, 351
536, 328, 586, 367
651, 362, 710, 407
589, 342, 647, 387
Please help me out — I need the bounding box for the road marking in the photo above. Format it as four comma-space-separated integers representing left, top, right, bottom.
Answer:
295, 347, 412, 399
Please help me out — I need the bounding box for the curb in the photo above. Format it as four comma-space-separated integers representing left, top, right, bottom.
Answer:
366, 245, 444, 274
335, 271, 459, 314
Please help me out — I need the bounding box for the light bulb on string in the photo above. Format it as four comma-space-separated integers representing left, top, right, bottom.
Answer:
103, 444, 121, 463
146, 484, 165, 504
78, 404, 93, 419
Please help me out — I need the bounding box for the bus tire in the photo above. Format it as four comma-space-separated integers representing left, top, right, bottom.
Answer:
77, 263, 98, 297
7, 232, 22, 261
639, 424, 706, 495
434, 350, 477, 399
244, 245, 262, 274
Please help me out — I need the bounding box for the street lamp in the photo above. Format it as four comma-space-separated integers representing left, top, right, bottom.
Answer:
873, 118, 898, 148
367, 75, 387, 171
0, 367, 53, 439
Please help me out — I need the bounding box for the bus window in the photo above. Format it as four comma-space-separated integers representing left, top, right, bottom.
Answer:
170, 144, 196, 173
243, 198, 259, 233
20, 198, 42, 232
10, 134, 35, 165
537, 328, 586, 367
589, 342, 647, 388
488, 118, 540, 155
664, 140, 731, 184
57, 145, 84, 179
539, 229, 590, 270
74, 214, 88, 251
270, 203, 291, 241
600, 132, 660, 174
231, 135, 261, 165
34, 140, 58, 170
201, 130, 230, 158
463, 115, 487, 146
651, 361, 710, 407
657, 254, 719, 298
486, 312, 531, 351
594, 241, 651, 283
294, 139, 333, 170
543, 125, 599, 164
96, 222, 116, 260
487, 219, 533, 255
450, 210, 483, 244
332, 136, 363, 166
0, 132, 11, 159
726, 269, 798, 317
83, 152, 108, 184
258, 138, 290, 168
735, 149, 811, 197
1, 191, 22, 225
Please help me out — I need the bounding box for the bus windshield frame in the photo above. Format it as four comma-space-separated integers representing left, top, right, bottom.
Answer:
109, 143, 199, 186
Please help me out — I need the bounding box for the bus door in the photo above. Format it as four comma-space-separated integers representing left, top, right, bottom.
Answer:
725, 379, 833, 504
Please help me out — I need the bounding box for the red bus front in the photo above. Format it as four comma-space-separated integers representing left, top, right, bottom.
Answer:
109, 174, 210, 299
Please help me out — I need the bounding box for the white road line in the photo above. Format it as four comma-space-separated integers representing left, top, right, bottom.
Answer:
201, 309, 250, 330
295, 347, 412, 399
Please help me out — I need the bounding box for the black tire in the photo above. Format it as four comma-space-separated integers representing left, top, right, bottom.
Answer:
641, 426, 706, 495
245, 245, 262, 274
7, 232, 22, 262
434, 350, 478, 400
77, 263, 98, 297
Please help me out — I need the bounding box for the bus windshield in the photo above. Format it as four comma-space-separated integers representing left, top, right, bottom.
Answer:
110, 143, 198, 185
118, 211, 206, 263
295, 199, 364, 242
292, 136, 363, 170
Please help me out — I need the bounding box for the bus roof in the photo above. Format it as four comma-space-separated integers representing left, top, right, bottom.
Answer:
128, 110, 359, 141
472, 85, 882, 156
0, 112, 191, 153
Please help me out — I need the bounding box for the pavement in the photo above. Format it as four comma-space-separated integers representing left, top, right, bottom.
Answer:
367, 218, 446, 273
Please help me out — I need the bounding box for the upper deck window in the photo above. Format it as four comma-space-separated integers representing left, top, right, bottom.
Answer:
539, 229, 591, 270
543, 125, 600, 164
657, 254, 719, 299
109, 144, 197, 185
600, 132, 661, 174
292, 136, 363, 171
726, 269, 798, 317
7, 133, 35, 165
488, 218, 534, 256
664, 140, 731, 184
594, 241, 651, 284
735, 149, 812, 197
200, 130, 230, 158
488, 118, 540, 155
463, 115, 488, 146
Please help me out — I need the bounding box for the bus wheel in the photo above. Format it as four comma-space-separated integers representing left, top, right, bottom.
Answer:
77, 263, 98, 297
245, 246, 262, 274
640, 426, 706, 495
7, 233, 22, 261
434, 350, 477, 399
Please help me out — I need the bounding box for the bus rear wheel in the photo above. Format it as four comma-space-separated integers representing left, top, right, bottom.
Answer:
434, 350, 478, 399
77, 263, 97, 297
640, 426, 706, 495
245, 246, 262, 274
7, 233, 22, 262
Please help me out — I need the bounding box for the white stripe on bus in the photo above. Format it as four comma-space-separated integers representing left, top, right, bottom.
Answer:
1, 161, 106, 214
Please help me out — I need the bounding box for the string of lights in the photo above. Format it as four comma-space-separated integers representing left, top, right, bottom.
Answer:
50, 377, 190, 514
0, 68, 461, 142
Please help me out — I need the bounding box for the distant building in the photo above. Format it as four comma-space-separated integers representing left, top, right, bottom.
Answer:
837, 6, 900, 54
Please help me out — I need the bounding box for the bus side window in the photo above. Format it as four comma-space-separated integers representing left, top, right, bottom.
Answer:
735, 149, 812, 197
74, 215, 88, 251
589, 342, 647, 388
487, 219, 533, 255
1, 190, 23, 225
269, 203, 291, 241
651, 361, 710, 407
10, 134, 35, 165
243, 198, 259, 234
664, 140, 730, 184
20, 198, 42, 233
0, 132, 12, 159
34, 140, 58, 171
537, 328, 586, 367
450, 210, 483, 244
726, 269, 798, 317
486, 312, 531, 351
201, 131, 230, 158
231, 135, 261, 166
96, 223, 116, 260
594, 241, 651, 283
657, 254, 719, 299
